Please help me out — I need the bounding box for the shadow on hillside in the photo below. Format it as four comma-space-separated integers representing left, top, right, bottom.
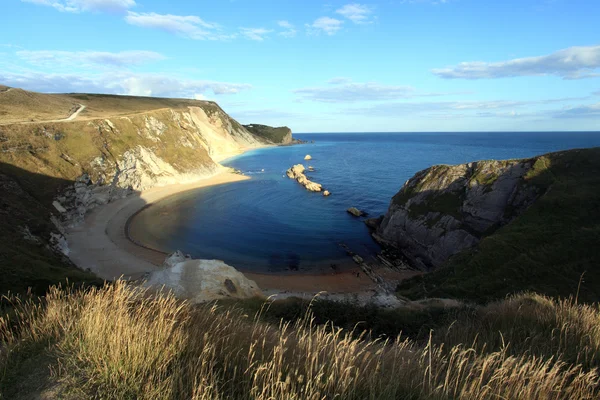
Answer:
0, 162, 103, 295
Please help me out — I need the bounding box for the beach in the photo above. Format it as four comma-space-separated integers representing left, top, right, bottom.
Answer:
67, 168, 416, 295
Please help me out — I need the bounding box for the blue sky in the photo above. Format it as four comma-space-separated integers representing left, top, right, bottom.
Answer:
1, 0, 599, 132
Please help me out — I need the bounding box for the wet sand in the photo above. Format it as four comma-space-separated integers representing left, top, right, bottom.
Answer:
68, 169, 418, 294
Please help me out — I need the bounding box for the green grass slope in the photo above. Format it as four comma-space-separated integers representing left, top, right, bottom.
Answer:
243, 123, 292, 144
397, 147, 600, 303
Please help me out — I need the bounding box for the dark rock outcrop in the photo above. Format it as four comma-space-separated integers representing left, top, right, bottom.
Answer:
373, 158, 545, 270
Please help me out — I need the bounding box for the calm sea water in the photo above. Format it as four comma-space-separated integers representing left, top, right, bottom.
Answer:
131, 132, 600, 273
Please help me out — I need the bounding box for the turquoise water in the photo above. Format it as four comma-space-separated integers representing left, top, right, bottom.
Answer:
131, 132, 600, 274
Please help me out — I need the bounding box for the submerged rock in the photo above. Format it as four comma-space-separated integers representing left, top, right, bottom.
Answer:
347, 207, 366, 217
146, 255, 263, 303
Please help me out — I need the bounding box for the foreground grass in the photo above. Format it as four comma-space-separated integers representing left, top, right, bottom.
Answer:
1, 282, 599, 399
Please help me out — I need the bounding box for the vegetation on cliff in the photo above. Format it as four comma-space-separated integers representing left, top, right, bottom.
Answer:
243, 123, 293, 144
2, 281, 599, 399
388, 148, 600, 303
0, 88, 277, 296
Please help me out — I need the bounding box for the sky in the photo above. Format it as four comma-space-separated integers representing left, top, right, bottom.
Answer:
1, 0, 599, 132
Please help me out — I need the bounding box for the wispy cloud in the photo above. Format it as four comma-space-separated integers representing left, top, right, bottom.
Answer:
21, 0, 135, 13
336, 3, 373, 24
327, 77, 352, 85
306, 17, 343, 36
16, 50, 165, 68
553, 103, 600, 118
125, 12, 232, 40
277, 20, 297, 38
294, 79, 468, 102
240, 27, 272, 41
0, 70, 251, 98
341, 97, 594, 118
433, 45, 600, 80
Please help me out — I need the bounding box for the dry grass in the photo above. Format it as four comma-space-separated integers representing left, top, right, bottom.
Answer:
1, 282, 598, 399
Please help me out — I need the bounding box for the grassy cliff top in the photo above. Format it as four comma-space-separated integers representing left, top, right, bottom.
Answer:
397, 147, 600, 303
243, 123, 292, 143
0, 86, 224, 124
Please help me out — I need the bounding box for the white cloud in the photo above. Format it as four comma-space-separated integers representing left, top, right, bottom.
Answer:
0, 70, 251, 98
277, 21, 297, 38
16, 50, 165, 68
336, 3, 373, 24
125, 12, 231, 40
306, 17, 343, 36
294, 79, 467, 102
21, 0, 135, 13
433, 45, 600, 80
240, 28, 273, 41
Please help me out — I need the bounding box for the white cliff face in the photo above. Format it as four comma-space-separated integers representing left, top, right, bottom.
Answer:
146, 253, 263, 303
42, 105, 271, 227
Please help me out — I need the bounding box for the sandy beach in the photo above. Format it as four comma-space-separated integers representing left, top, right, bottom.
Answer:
67, 168, 417, 295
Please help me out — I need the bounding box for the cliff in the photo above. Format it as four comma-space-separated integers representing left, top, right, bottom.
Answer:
374, 148, 600, 302
374, 157, 544, 270
0, 88, 285, 294
243, 124, 293, 144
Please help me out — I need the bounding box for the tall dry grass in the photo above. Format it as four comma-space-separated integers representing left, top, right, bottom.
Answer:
1, 281, 598, 399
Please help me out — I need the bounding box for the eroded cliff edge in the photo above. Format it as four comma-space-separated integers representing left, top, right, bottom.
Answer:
372, 148, 600, 302
373, 151, 571, 270
0, 89, 291, 293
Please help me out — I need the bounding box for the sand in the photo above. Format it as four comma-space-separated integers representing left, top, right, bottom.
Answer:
67, 169, 418, 295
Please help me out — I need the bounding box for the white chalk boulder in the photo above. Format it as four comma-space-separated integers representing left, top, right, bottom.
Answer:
146, 256, 263, 303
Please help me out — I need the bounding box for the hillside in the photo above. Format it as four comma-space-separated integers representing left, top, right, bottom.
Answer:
243, 123, 293, 144
371, 148, 600, 303
0, 87, 290, 295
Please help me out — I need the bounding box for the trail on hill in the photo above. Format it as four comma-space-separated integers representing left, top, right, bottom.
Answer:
55, 104, 86, 122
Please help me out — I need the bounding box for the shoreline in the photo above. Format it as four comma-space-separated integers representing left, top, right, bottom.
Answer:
67, 150, 417, 295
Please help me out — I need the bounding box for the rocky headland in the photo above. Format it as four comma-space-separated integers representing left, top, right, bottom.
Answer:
370, 156, 547, 271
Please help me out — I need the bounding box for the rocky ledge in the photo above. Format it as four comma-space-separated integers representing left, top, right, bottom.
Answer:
286, 164, 325, 193
371, 156, 549, 271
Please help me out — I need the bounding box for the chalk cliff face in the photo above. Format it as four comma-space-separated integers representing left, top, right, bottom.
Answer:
374, 157, 547, 271
0, 104, 280, 225
0, 92, 288, 292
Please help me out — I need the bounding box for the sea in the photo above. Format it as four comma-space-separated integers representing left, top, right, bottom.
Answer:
129, 132, 600, 274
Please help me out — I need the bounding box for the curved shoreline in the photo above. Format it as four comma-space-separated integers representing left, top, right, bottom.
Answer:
67, 171, 417, 295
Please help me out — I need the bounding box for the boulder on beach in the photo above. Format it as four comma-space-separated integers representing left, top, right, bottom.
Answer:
304, 154, 312, 160
347, 207, 366, 217
146, 253, 263, 303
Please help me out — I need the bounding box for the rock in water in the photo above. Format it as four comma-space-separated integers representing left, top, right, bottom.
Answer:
304, 154, 312, 160
146, 258, 263, 303
286, 164, 322, 192
323, 190, 331, 197
347, 207, 365, 217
